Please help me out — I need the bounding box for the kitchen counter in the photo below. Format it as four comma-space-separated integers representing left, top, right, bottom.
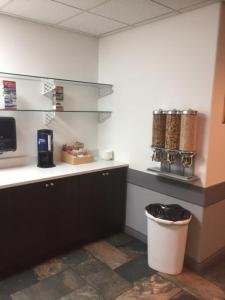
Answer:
0, 160, 128, 189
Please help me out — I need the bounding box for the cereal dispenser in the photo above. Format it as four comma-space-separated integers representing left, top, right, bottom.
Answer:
179, 110, 198, 168
152, 109, 166, 162
149, 108, 199, 182
165, 110, 181, 165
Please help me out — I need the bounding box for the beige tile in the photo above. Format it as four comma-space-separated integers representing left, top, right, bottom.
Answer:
85, 241, 131, 269
115, 274, 181, 300
160, 269, 225, 300
34, 257, 67, 280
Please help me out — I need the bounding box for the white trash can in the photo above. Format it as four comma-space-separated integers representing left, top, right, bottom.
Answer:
145, 205, 192, 275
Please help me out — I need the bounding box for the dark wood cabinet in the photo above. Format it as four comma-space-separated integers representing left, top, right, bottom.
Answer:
0, 176, 80, 275
0, 167, 127, 277
55, 177, 80, 248
79, 168, 127, 243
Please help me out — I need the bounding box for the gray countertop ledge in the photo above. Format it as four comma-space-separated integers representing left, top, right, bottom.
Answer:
127, 168, 225, 207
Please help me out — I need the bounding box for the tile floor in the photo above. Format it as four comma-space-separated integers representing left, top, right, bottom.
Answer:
0, 233, 224, 300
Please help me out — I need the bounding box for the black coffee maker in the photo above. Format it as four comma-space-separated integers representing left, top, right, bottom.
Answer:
37, 129, 55, 168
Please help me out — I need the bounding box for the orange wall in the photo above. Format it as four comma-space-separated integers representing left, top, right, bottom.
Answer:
206, 3, 225, 187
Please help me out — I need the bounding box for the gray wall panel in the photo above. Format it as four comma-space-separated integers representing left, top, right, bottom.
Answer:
127, 168, 225, 207
126, 183, 203, 261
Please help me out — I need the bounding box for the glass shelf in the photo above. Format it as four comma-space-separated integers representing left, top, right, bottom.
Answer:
0, 72, 113, 123
0, 109, 112, 113
0, 71, 113, 91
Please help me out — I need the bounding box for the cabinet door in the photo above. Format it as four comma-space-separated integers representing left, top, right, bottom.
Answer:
41, 176, 79, 251
0, 176, 79, 274
0, 182, 51, 272
52, 176, 80, 249
78, 172, 101, 243
0, 188, 16, 272
102, 168, 127, 235
79, 167, 127, 244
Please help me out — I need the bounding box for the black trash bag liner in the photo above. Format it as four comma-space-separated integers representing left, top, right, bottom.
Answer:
146, 203, 191, 222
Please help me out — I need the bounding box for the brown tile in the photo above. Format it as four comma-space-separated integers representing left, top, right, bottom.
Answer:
115, 274, 181, 300
60, 268, 85, 291
59, 284, 104, 300
74, 256, 109, 278
201, 260, 225, 291
118, 239, 147, 260
85, 241, 131, 269
160, 269, 225, 300
172, 291, 199, 300
11, 282, 54, 300
34, 257, 67, 280
11, 289, 34, 300
106, 233, 135, 247
0, 295, 11, 300
85, 267, 132, 300
62, 249, 91, 268
0, 269, 38, 300
11, 269, 85, 300
115, 254, 156, 283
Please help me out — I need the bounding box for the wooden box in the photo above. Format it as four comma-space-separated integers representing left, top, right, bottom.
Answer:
62, 151, 94, 165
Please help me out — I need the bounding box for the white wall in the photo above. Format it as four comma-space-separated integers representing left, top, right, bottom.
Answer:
0, 15, 99, 163
0, 16, 98, 81
98, 3, 225, 264
98, 3, 220, 187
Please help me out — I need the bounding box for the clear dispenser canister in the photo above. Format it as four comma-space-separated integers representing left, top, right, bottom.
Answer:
165, 110, 181, 150
152, 110, 166, 148
179, 110, 198, 152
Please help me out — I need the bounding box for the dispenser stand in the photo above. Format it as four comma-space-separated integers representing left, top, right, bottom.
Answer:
148, 148, 199, 183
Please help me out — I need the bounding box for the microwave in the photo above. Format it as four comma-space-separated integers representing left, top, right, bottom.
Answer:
0, 117, 17, 152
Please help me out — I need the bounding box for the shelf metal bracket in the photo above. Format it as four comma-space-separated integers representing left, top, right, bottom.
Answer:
98, 86, 113, 98
43, 111, 56, 126
98, 112, 111, 123
41, 79, 55, 98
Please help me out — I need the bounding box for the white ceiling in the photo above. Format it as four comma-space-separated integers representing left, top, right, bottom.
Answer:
0, 0, 221, 37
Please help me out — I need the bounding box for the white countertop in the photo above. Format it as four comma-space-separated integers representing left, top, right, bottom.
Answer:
0, 160, 128, 189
